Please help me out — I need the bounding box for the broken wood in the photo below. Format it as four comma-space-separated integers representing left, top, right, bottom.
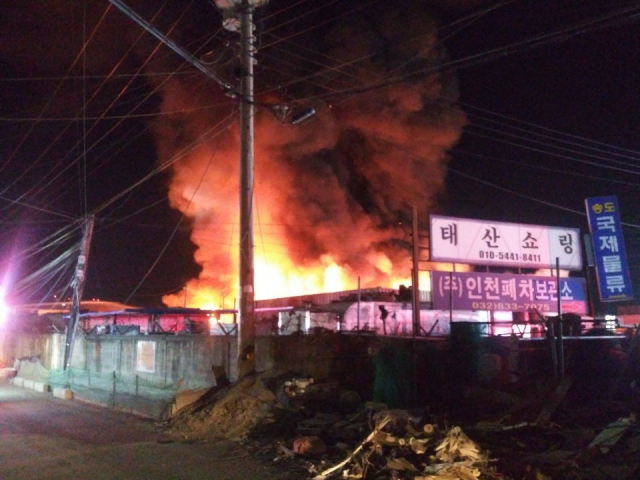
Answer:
313, 416, 391, 479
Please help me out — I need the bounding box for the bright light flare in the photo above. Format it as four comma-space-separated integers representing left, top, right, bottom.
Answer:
0, 299, 8, 327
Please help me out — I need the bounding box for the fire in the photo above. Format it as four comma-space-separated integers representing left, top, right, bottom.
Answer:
155, 4, 467, 311
255, 254, 347, 300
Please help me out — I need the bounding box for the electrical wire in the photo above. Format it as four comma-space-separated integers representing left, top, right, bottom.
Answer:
5, 1, 214, 224
257, 0, 516, 97
374, 135, 640, 230
123, 113, 232, 304
81, 0, 88, 216
255, 2, 640, 105
1, 1, 228, 303
9, 0, 181, 212
5, 0, 640, 303
451, 148, 640, 187
90, 108, 235, 218
460, 102, 640, 158
0, 194, 75, 219
462, 127, 640, 176
385, 0, 518, 79
0, 3, 113, 184
0, 97, 233, 122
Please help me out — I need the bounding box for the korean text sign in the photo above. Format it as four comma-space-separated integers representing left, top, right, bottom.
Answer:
432, 271, 587, 314
430, 215, 582, 270
585, 196, 633, 301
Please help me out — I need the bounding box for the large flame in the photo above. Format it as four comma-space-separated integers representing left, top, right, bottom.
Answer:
155, 2, 467, 310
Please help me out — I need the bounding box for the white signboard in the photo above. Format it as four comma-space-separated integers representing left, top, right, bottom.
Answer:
136, 340, 156, 373
430, 215, 582, 270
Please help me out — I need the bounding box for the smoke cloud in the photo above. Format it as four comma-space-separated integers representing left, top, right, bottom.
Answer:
149, 0, 467, 306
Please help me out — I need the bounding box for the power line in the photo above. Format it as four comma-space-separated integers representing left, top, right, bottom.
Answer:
460, 101, 640, 158
90, 109, 235, 218
265, 2, 640, 104
374, 134, 640, 230
463, 127, 640, 176
451, 148, 640, 187
123, 113, 231, 304
6, 1, 198, 218
0, 3, 113, 181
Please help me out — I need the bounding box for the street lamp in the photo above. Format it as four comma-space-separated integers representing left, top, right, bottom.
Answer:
213, 0, 268, 379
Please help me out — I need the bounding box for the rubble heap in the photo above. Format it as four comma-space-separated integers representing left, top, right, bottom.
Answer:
306, 412, 501, 480
169, 371, 289, 441
164, 365, 640, 479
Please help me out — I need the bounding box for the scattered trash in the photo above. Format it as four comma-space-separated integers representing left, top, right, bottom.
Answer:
162, 362, 640, 480
293, 435, 327, 456
588, 416, 633, 454
311, 415, 501, 479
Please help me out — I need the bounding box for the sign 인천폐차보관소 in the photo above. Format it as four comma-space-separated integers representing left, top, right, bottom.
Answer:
431, 271, 587, 314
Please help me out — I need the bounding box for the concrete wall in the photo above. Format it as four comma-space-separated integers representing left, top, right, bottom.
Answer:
0, 332, 65, 370
1, 331, 238, 388
73, 335, 237, 389
1, 330, 372, 387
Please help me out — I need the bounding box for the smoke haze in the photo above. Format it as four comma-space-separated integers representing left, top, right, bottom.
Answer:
155, 0, 467, 306
0, 0, 466, 306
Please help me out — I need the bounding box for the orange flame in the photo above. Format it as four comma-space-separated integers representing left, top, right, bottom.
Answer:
155, 7, 467, 310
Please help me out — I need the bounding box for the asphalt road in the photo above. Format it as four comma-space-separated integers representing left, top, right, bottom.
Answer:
0, 382, 295, 480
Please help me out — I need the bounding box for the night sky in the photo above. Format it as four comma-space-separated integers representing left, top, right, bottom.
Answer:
0, 0, 638, 310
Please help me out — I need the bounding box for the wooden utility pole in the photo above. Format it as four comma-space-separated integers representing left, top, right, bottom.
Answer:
213, 0, 268, 379
237, 0, 258, 379
63, 216, 95, 371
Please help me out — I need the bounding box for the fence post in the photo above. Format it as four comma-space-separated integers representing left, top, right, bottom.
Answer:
112, 371, 116, 407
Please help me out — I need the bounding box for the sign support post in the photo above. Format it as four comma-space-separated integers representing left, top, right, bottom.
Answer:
556, 257, 564, 380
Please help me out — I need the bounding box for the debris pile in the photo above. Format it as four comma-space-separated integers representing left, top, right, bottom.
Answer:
164, 364, 640, 479
169, 371, 291, 441
306, 414, 501, 479
278, 376, 341, 411
471, 412, 640, 480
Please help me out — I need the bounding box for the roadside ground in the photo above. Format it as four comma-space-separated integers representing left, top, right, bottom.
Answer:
0, 382, 300, 480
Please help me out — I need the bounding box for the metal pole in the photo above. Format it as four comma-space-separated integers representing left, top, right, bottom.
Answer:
411, 206, 420, 337
357, 276, 361, 333
411, 206, 420, 407
547, 316, 558, 382
556, 257, 564, 379
583, 233, 597, 318
237, 0, 256, 379
449, 270, 453, 327
112, 371, 116, 407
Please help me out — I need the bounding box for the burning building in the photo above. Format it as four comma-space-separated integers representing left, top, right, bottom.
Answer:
144, 0, 467, 309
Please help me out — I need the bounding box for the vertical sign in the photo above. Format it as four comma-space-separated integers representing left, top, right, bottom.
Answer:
585, 196, 633, 302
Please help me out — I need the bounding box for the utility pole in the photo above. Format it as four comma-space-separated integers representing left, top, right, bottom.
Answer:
214, 0, 268, 379
63, 215, 95, 371
237, 0, 257, 379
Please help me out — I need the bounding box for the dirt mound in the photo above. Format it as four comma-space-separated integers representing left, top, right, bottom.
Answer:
170, 371, 291, 441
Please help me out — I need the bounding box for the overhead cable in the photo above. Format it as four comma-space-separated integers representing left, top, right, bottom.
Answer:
266, 3, 640, 103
